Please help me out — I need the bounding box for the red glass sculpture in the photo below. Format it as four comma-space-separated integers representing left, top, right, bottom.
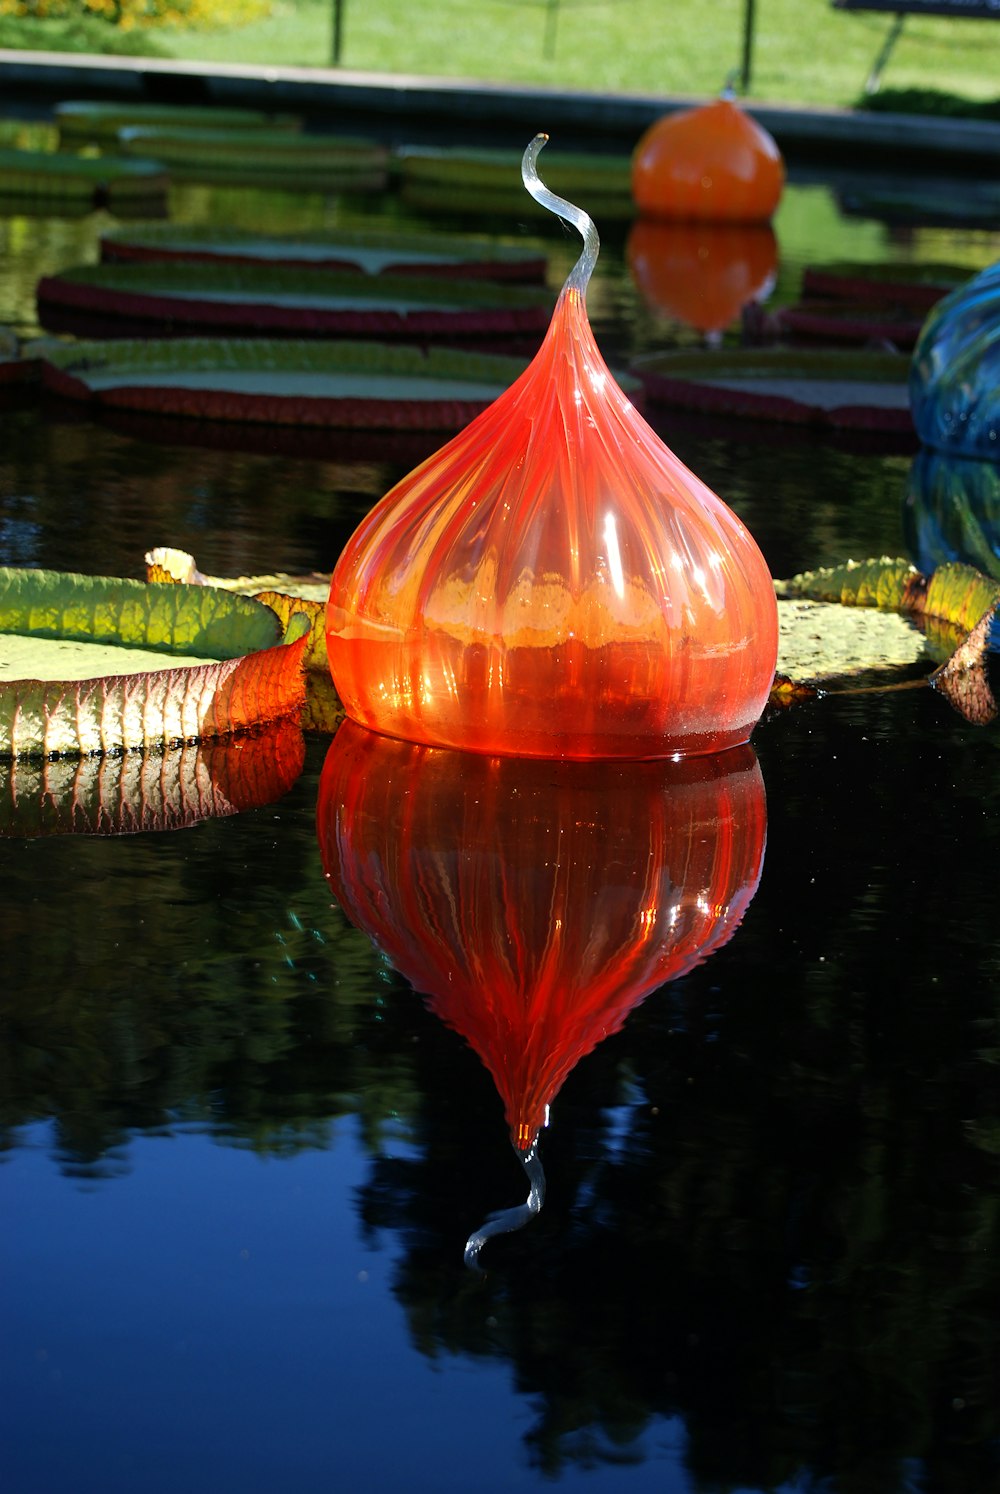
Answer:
631, 91, 785, 224
316, 720, 767, 1157
627, 220, 778, 338
326, 135, 779, 760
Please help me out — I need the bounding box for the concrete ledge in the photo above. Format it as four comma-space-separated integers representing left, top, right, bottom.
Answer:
2, 47, 999, 168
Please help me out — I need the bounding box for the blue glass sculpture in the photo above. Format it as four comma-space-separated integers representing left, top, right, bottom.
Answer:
910, 262, 1000, 457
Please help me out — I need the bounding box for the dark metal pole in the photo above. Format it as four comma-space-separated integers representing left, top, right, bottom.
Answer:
741, 0, 756, 92
332, 0, 344, 65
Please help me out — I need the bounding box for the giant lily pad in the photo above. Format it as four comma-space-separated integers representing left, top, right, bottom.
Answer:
393, 144, 631, 198
0, 147, 168, 205
143, 547, 340, 734
35, 262, 553, 341
55, 100, 302, 146
99, 222, 548, 283
0, 715, 305, 837
773, 556, 1000, 722
801, 260, 974, 312
116, 126, 388, 188
772, 300, 924, 349
630, 348, 913, 432
394, 145, 635, 222
0, 567, 310, 757
38, 337, 531, 431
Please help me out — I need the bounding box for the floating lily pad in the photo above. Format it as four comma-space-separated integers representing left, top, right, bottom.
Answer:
143, 545, 340, 731
775, 596, 939, 686
839, 181, 1000, 228
630, 347, 913, 432
99, 222, 548, 283
394, 145, 635, 222
801, 260, 974, 311
773, 300, 924, 349
394, 145, 631, 197
117, 125, 388, 188
0, 567, 309, 757
39, 337, 531, 431
36, 262, 553, 341
55, 100, 302, 145
773, 556, 1000, 723
0, 147, 168, 205
0, 716, 306, 837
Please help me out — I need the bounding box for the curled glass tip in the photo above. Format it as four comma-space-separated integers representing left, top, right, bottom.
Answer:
521, 133, 599, 297
463, 1139, 546, 1273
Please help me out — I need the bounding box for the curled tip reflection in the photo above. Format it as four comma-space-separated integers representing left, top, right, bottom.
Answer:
463, 1141, 547, 1273
520, 132, 599, 296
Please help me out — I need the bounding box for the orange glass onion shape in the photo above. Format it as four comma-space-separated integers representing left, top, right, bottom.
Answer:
631, 93, 785, 224
316, 719, 767, 1155
326, 135, 779, 761
627, 220, 778, 335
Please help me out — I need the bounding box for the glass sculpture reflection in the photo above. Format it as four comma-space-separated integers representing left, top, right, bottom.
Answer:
326, 135, 779, 760
903, 445, 1000, 579
316, 721, 767, 1259
910, 261, 1000, 457
627, 220, 778, 338
630, 89, 785, 224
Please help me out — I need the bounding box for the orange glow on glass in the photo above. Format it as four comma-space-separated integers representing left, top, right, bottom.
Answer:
317, 721, 768, 1152
327, 135, 779, 759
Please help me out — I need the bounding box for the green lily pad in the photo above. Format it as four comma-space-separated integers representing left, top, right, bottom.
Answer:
630, 347, 913, 432
0, 568, 310, 757
117, 126, 388, 186
99, 222, 548, 282
394, 145, 635, 223
801, 260, 975, 310
38, 337, 532, 430
0, 147, 168, 204
36, 262, 553, 340
56, 100, 302, 145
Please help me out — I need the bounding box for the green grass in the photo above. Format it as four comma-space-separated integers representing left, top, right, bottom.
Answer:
2, 0, 1000, 112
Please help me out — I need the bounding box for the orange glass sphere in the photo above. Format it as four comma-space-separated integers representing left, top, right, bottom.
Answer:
631, 98, 785, 224
317, 720, 767, 1154
327, 136, 779, 760
627, 220, 778, 334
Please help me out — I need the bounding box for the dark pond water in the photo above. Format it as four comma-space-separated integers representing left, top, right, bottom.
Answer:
3, 113, 1000, 1494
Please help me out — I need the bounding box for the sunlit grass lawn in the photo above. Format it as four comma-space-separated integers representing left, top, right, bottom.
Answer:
1, 0, 999, 109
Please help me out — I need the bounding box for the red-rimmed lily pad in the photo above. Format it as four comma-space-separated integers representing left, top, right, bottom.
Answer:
99, 222, 548, 283
0, 567, 310, 757
772, 300, 925, 349
0, 147, 168, 205
0, 715, 305, 837
629, 347, 913, 432
38, 337, 532, 431
55, 99, 302, 145
801, 260, 974, 312
143, 547, 341, 735
35, 262, 553, 342
116, 125, 388, 188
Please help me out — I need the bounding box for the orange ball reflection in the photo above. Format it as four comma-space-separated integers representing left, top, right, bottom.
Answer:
317, 720, 767, 1153
631, 98, 785, 224
627, 220, 778, 335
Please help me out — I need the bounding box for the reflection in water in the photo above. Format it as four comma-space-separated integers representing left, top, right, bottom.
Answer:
627, 220, 778, 339
904, 445, 1000, 579
316, 720, 767, 1260
0, 717, 306, 837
